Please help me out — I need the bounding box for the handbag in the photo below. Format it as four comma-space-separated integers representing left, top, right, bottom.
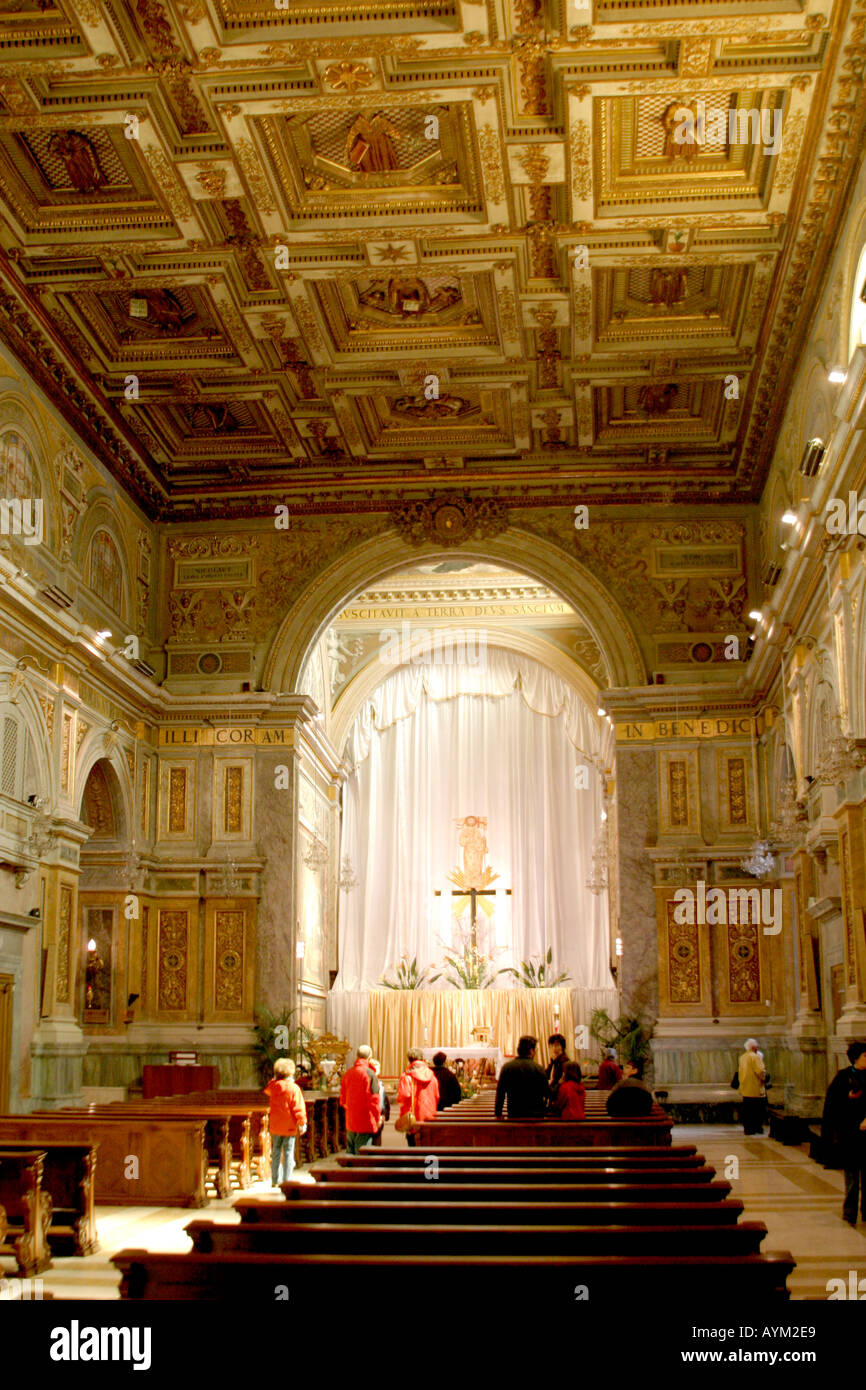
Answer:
395, 1077, 419, 1133
731, 1071, 740, 1090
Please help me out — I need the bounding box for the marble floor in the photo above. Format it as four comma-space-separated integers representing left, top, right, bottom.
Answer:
3, 1124, 864, 1301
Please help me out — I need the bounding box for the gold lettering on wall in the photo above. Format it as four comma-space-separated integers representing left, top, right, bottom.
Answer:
168, 767, 187, 834
215, 909, 245, 1012
157, 909, 188, 1011
224, 766, 243, 835
56, 883, 72, 1003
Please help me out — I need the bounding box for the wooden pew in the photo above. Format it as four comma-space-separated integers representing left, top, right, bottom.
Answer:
112, 1249, 794, 1302
161, 1092, 271, 1180
312, 1164, 718, 1186
281, 1179, 734, 1203
185, 1217, 770, 1258
415, 1117, 673, 1147
51, 1103, 251, 1197
335, 1149, 705, 1169
235, 1197, 748, 1227
0, 1139, 97, 1255
0, 1116, 208, 1208
0, 1150, 52, 1276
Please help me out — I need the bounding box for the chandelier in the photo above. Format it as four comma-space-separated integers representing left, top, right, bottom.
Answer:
814, 712, 859, 788
769, 776, 807, 846
585, 817, 609, 895
338, 854, 358, 892
214, 855, 243, 893
303, 837, 329, 871
740, 840, 776, 879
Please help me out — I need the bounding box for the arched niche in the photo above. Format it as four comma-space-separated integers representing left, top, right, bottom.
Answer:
262, 530, 646, 699
74, 742, 133, 848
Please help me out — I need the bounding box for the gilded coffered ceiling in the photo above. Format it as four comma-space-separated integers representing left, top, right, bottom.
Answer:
0, 0, 864, 520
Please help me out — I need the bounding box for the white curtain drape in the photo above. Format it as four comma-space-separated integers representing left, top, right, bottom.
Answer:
334, 650, 615, 995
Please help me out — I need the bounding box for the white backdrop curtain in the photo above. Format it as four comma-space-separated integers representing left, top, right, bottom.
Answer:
334, 649, 615, 996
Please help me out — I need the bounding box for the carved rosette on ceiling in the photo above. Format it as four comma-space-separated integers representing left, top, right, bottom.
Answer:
389, 495, 509, 546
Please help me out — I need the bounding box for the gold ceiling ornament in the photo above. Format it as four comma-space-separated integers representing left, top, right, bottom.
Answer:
570, 120, 592, 199
0, 0, 860, 525
477, 125, 506, 203
390, 494, 510, 547
195, 166, 228, 199
323, 61, 376, 93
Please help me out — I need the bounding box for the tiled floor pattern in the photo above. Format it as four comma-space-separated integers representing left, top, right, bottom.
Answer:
4, 1123, 863, 1301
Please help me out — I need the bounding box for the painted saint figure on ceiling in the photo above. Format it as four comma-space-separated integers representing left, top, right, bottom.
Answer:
649, 267, 688, 309
48, 130, 107, 193
346, 112, 402, 172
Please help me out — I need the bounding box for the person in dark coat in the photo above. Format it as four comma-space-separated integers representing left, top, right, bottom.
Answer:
605, 1059, 654, 1117
495, 1035, 550, 1119
431, 1051, 462, 1110
545, 1033, 569, 1101
822, 1040, 866, 1224
369, 1058, 390, 1146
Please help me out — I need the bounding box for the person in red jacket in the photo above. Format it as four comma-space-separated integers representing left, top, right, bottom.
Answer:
339, 1045, 381, 1154
596, 1047, 622, 1090
551, 1061, 586, 1120
264, 1058, 308, 1187
396, 1048, 440, 1147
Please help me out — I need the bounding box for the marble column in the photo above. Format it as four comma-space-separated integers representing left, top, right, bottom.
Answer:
614, 744, 659, 1024
834, 794, 866, 1035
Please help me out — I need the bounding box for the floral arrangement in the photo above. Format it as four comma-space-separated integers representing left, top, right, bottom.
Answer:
439, 944, 509, 990
502, 949, 571, 988
379, 954, 440, 989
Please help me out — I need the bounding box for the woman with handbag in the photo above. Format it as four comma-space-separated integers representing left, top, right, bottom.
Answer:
396, 1049, 440, 1147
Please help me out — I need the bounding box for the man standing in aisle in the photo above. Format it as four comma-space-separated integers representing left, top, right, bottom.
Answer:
495, 1035, 550, 1119
339, 1044, 381, 1153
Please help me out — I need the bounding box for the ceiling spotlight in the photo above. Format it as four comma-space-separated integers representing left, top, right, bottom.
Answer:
781, 511, 798, 525
748, 609, 763, 623
828, 368, 846, 384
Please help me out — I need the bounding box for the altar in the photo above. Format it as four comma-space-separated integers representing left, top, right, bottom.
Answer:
367, 986, 575, 1077
420, 1046, 504, 1078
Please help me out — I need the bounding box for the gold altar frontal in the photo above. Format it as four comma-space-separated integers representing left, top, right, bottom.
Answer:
370, 988, 574, 1077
